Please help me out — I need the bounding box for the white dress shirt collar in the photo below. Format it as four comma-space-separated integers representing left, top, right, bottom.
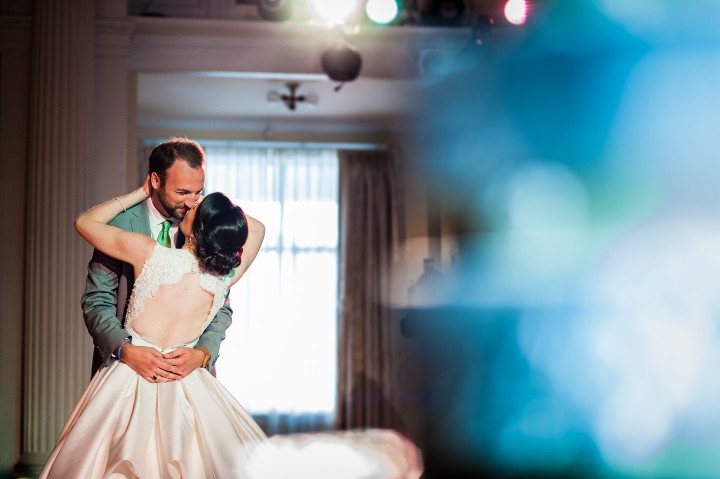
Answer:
146, 198, 179, 247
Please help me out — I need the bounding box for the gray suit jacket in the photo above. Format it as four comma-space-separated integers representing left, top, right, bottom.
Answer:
81, 201, 232, 376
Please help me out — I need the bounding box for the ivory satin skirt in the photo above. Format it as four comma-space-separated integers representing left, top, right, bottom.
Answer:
38, 361, 423, 479
39, 361, 267, 479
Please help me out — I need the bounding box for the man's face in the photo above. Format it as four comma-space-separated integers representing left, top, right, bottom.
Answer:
179, 196, 203, 237
151, 160, 205, 220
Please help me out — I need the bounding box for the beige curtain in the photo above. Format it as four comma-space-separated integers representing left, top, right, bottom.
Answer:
337, 149, 404, 430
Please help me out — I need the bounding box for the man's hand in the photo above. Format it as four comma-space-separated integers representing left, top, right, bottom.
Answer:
162, 347, 205, 379
121, 344, 182, 383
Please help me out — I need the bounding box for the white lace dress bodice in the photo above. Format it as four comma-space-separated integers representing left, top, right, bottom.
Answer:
125, 244, 231, 352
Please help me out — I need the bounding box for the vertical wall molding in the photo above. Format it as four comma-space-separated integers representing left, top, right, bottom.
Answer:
0, 11, 32, 478
15, 0, 95, 475
94, 15, 134, 200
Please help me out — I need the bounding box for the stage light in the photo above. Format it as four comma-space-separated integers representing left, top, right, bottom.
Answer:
365, 0, 399, 25
257, 0, 293, 22
421, 0, 466, 27
504, 0, 527, 25
311, 0, 359, 24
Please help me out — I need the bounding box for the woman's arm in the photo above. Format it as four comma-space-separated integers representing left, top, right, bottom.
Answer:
229, 214, 265, 287
74, 179, 155, 272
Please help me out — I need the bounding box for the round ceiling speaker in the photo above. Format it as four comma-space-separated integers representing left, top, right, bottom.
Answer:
321, 43, 363, 83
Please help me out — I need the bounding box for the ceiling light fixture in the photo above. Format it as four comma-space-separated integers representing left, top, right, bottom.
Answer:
365, 0, 399, 25
420, 0, 467, 27
267, 82, 318, 111
311, 0, 360, 24
257, 0, 293, 21
504, 0, 527, 25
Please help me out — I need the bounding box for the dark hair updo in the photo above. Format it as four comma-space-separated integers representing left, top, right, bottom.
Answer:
191, 192, 249, 276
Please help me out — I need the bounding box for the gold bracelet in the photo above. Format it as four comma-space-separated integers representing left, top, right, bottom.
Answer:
197, 346, 211, 368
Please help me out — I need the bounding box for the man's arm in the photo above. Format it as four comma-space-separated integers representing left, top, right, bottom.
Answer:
196, 301, 233, 370
83, 246, 184, 381
81, 248, 131, 367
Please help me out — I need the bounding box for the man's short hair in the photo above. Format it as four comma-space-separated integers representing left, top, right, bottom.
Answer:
148, 137, 205, 184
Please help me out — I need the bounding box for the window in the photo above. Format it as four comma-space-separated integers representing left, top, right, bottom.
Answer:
203, 144, 339, 432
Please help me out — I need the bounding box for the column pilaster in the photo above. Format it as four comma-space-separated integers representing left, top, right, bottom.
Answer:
15, 0, 95, 475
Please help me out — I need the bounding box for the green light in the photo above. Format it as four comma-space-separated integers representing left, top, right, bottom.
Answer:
365, 0, 399, 25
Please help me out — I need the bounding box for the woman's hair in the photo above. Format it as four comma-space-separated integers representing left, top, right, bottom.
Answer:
191, 192, 249, 276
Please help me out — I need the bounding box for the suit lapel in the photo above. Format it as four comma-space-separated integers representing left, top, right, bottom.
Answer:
130, 201, 152, 237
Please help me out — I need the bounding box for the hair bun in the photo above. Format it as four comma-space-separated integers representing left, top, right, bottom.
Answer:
199, 249, 241, 276
191, 192, 250, 276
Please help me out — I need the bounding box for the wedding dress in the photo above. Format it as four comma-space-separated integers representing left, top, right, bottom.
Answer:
39, 244, 423, 479
39, 245, 267, 478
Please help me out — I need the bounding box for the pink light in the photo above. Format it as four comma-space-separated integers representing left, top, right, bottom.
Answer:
504, 0, 527, 25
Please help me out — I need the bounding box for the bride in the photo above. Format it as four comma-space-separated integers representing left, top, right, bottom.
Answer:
39, 178, 267, 478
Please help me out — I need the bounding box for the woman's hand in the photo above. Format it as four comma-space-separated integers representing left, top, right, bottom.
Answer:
163, 347, 207, 378
74, 183, 157, 270
121, 344, 182, 383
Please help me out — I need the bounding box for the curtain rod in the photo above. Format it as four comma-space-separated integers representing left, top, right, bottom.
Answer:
141, 138, 387, 151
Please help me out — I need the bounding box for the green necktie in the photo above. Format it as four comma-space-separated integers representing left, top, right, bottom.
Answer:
157, 220, 172, 248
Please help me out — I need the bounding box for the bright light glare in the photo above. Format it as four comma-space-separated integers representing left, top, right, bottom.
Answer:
311, 0, 358, 24
365, 0, 399, 25
241, 430, 422, 479
505, 0, 527, 25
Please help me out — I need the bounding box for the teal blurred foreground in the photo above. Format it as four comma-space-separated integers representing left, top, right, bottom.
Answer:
406, 1, 720, 477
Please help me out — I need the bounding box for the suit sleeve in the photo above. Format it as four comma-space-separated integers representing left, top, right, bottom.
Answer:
80, 247, 131, 367
194, 296, 233, 371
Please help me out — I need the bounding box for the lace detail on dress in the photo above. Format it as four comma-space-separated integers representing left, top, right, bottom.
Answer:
125, 244, 231, 351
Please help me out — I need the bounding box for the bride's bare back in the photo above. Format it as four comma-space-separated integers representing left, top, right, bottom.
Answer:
125, 245, 231, 352
132, 273, 214, 350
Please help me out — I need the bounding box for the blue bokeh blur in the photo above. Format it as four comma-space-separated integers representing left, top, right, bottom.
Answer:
406, 1, 720, 477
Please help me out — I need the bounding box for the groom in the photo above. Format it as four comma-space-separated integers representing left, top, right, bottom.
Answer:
81, 137, 230, 382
